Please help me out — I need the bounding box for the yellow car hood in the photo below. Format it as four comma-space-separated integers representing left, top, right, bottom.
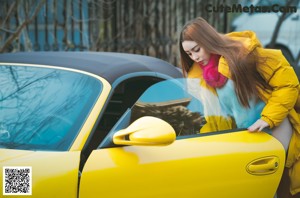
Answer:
0, 148, 35, 162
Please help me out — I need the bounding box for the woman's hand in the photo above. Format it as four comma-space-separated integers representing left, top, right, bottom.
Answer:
247, 119, 269, 132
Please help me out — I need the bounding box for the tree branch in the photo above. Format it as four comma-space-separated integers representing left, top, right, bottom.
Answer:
0, 0, 46, 53
1, 2, 17, 26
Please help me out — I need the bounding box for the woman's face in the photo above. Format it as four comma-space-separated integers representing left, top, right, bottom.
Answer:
182, 40, 210, 66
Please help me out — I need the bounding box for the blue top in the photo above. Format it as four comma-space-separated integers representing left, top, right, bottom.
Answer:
217, 80, 265, 128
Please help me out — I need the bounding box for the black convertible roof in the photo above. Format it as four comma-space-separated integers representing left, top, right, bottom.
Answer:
0, 51, 182, 83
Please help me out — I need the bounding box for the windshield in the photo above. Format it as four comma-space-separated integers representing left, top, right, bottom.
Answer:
0, 65, 102, 151
116, 78, 264, 137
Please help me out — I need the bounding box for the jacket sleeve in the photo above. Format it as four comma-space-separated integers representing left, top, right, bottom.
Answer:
257, 49, 299, 128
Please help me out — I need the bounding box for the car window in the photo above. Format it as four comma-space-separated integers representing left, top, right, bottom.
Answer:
0, 65, 102, 151
109, 78, 264, 137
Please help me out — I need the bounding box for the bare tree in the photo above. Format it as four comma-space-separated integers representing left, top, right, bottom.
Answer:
0, 0, 46, 53
0, 0, 226, 67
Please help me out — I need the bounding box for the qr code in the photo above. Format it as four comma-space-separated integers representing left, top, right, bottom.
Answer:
3, 166, 32, 195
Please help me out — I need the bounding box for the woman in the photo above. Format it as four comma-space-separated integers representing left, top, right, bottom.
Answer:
179, 17, 300, 198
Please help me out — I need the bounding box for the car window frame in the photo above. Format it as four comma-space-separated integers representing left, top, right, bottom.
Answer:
96, 77, 270, 149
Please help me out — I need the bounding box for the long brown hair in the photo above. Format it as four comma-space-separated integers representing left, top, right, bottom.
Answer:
179, 17, 272, 107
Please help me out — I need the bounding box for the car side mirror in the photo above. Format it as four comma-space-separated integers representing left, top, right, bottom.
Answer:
113, 116, 176, 146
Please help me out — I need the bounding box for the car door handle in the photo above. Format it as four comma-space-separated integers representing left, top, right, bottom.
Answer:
246, 156, 280, 175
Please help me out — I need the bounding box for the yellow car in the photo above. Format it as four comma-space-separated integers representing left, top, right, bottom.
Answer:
0, 52, 284, 198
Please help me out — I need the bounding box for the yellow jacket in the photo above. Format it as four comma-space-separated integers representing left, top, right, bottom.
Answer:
189, 31, 300, 194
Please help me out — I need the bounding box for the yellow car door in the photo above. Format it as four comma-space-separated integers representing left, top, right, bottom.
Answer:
79, 130, 284, 198
79, 78, 285, 198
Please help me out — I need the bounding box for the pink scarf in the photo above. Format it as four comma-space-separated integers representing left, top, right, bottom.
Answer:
199, 54, 227, 88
